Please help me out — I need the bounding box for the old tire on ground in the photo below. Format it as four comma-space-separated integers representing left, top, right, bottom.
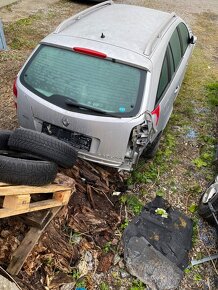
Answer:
8, 128, 78, 168
0, 155, 58, 186
198, 180, 218, 225
0, 130, 11, 150
141, 132, 162, 159
0, 149, 46, 161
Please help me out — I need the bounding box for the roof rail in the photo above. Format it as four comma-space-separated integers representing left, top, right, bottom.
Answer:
144, 12, 176, 56
54, 0, 113, 34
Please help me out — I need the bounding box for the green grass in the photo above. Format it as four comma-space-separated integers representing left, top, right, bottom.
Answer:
205, 82, 218, 107
99, 282, 110, 290
4, 14, 44, 50
120, 194, 143, 215
130, 279, 146, 290
129, 131, 177, 186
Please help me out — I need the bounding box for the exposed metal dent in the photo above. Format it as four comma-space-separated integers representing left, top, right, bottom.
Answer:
127, 111, 156, 167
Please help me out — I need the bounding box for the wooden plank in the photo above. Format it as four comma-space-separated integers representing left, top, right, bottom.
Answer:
19, 210, 52, 229
53, 190, 71, 204
3, 195, 31, 210
0, 200, 63, 219
0, 184, 71, 196
7, 207, 61, 276
0, 182, 10, 186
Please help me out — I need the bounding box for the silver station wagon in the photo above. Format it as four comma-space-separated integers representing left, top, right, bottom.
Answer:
14, 1, 196, 170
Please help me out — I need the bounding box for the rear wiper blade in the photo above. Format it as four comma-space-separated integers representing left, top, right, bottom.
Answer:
65, 99, 119, 118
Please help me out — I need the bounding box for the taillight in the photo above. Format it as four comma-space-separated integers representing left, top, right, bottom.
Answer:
13, 77, 18, 109
151, 105, 160, 126
13, 77, 18, 98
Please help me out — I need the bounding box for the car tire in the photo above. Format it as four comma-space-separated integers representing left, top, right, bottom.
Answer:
8, 128, 78, 168
198, 180, 218, 225
141, 132, 162, 159
0, 130, 12, 150
0, 155, 58, 186
0, 149, 44, 161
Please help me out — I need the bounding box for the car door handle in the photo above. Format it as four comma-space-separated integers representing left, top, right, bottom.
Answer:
174, 86, 180, 95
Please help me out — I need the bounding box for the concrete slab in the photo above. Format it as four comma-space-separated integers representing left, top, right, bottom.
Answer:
0, 274, 20, 290
0, 19, 7, 50
0, 0, 17, 9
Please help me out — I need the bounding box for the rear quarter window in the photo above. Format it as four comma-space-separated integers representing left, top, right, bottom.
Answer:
156, 55, 169, 104
169, 29, 182, 70
178, 23, 190, 55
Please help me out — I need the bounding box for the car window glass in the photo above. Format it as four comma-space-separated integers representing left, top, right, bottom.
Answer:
156, 55, 169, 104
169, 29, 182, 70
168, 45, 175, 79
21, 45, 146, 117
178, 23, 189, 55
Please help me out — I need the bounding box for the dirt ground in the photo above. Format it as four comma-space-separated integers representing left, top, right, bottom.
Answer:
0, 0, 60, 22
0, 0, 218, 289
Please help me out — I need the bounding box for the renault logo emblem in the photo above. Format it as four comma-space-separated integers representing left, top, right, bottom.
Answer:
62, 117, 70, 127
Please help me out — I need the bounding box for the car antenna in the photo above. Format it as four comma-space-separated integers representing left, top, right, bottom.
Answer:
101, 33, 105, 39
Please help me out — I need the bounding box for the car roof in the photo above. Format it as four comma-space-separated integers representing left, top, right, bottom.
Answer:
54, 1, 176, 56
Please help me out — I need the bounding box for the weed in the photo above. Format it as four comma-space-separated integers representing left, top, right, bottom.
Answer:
130, 278, 146, 290
71, 269, 80, 280
184, 267, 192, 274
205, 82, 218, 107
15, 18, 33, 26
99, 282, 110, 290
121, 194, 143, 215
120, 218, 129, 230
155, 208, 168, 218
193, 146, 214, 169
141, 188, 147, 195
103, 242, 112, 254
10, 37, 36, 50
43, 256, 53, 266
75, 280, 87, 289
69, 231, 81, 245
130, 163, 159, 184
199, 134, 216, 145
194, 273, 203, 281
189, 183, 202, 195
111, 272, 122, 287
156, 189, 165, 197
188, 204, 198, 213
193, 157, 208, 168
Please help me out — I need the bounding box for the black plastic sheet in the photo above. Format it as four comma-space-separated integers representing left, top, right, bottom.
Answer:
123, 196, 193, 270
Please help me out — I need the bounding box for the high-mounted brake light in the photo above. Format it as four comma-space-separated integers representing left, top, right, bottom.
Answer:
13, 77, 18, 98
73, 47, 107, 58
151, 105, 160, 126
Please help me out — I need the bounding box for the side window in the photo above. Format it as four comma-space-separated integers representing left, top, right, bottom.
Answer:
178, 23, 189, 55
168, 45, 175, 79
169, 29, 182, 70
155, 24, 187, 105
156, 55, 169, 104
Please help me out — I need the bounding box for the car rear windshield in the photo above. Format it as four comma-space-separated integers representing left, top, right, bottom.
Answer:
20, 45, 146, 117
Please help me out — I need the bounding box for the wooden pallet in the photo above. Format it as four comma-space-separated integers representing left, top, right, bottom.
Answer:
7, 207, 61, 276
0, 182, 72, 218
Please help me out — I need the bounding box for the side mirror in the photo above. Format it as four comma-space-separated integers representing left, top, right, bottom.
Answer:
189, 35, 197, 45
